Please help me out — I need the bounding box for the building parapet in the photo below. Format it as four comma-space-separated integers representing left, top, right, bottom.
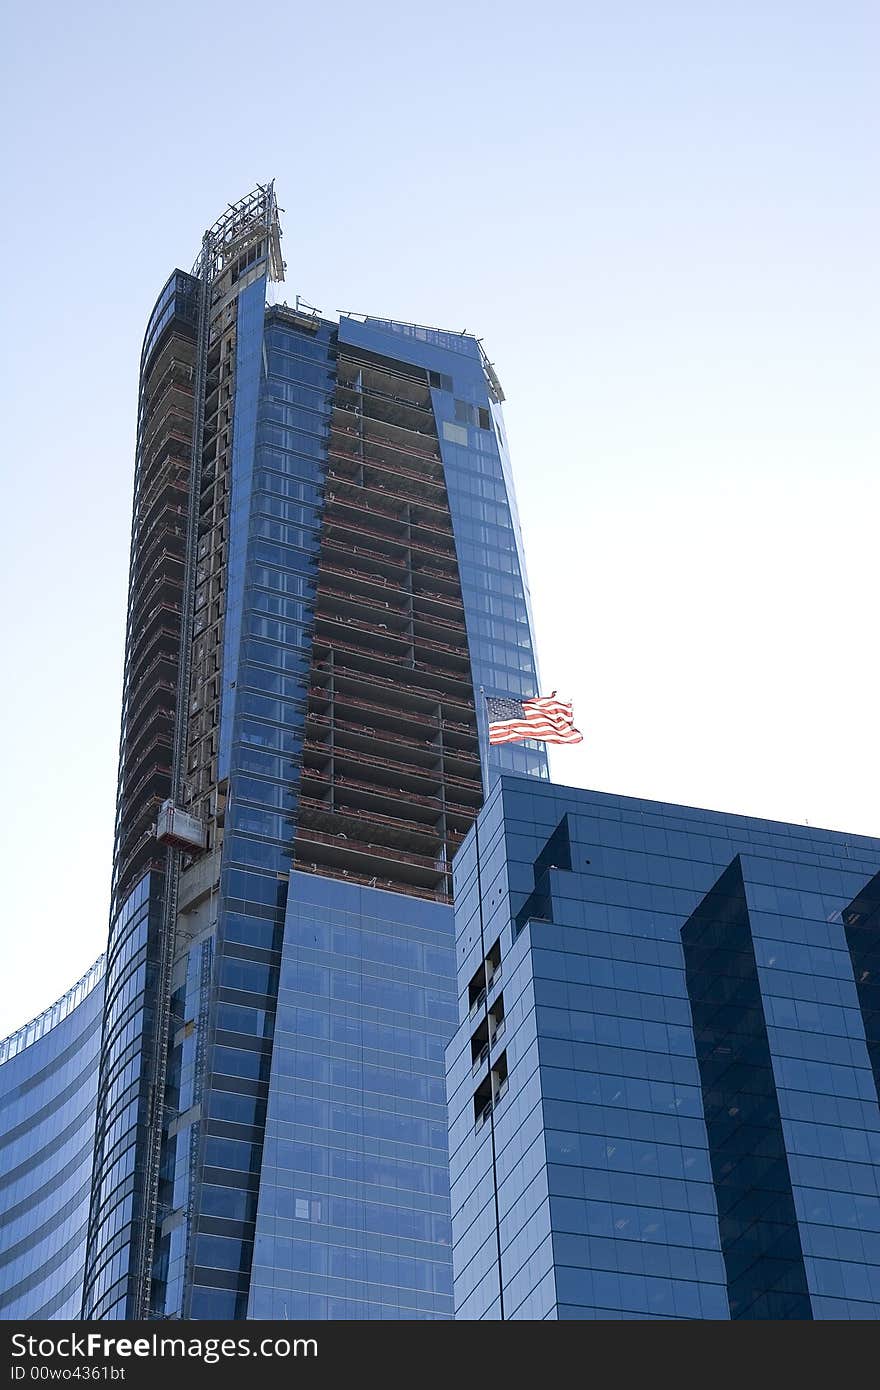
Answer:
0, 955, 106, 1066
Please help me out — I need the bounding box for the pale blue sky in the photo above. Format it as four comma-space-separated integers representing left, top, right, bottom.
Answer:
1, 1, 877, 1033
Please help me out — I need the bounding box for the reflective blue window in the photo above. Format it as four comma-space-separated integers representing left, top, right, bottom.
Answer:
447, 778, 880, 1319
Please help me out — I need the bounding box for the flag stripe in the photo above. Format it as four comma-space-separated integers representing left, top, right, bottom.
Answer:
488, 726, 583, 745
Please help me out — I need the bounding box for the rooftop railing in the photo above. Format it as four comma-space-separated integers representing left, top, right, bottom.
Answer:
0, 956, 106, 1066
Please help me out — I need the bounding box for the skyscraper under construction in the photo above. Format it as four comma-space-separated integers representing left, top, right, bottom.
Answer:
83, 183, 547, 1319
5, 182, 880, 1327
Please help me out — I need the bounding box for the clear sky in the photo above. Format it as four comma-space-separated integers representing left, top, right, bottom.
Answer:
1, 1, 877, 1036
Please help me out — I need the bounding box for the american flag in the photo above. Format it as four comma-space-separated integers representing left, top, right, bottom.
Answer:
486, 692, 583, 746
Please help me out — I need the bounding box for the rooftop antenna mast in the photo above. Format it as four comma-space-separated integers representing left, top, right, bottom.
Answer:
295, 295, 322, 316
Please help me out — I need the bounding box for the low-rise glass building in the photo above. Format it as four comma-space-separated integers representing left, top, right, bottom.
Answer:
0, 959, 105, 1319
447, 777, 880, 1319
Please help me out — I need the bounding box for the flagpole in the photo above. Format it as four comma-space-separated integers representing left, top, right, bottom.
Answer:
477, 686, 490, 801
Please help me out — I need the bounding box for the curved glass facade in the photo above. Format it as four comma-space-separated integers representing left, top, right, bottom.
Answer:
83, 876, 157, 1318
84, 263, 201, 1318
0, 958, 105, 1320
135, 275, 549, 1319
82, 186, 547, 1320
337, 316, 549, 785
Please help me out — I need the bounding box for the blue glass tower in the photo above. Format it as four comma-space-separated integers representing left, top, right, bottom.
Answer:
0, 959, 105, 1319
447, 777, 880, 1319
83, 185, 547, 1319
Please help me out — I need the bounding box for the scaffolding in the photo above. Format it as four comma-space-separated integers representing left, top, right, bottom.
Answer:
294, 346, 483, 903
